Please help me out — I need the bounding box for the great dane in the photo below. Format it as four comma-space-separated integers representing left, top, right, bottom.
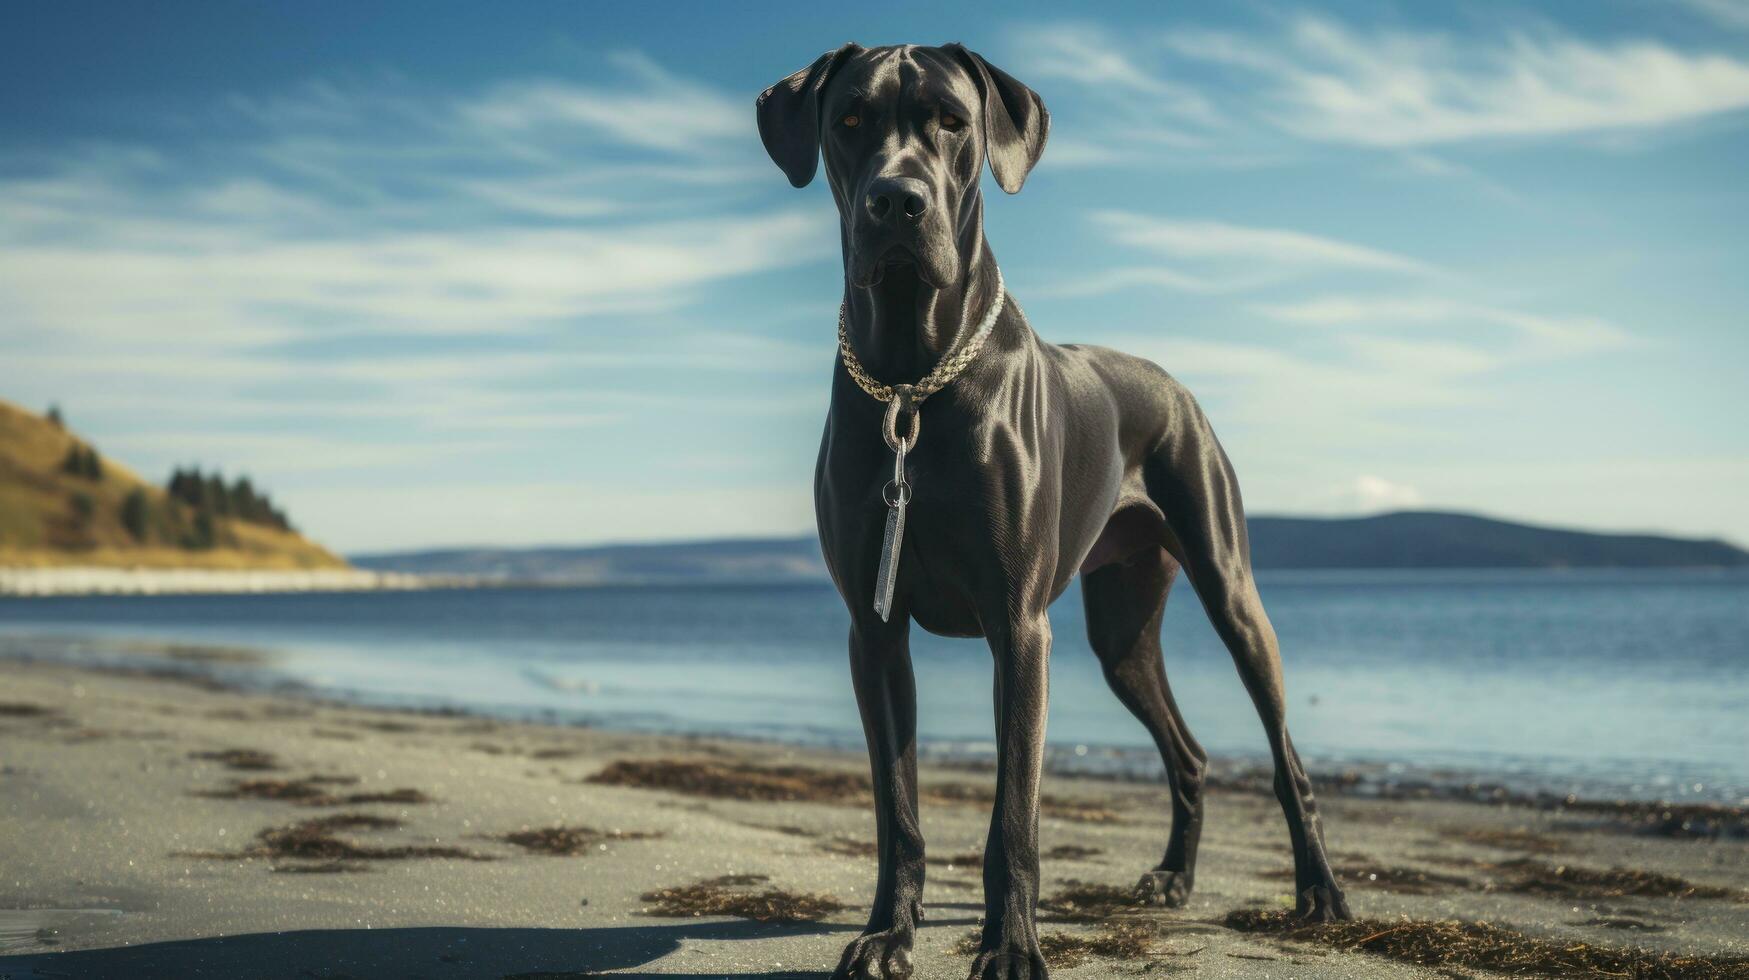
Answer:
758, 43, 1350, 980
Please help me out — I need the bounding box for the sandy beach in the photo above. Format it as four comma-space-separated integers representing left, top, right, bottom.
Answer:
1, 659, 1745, 979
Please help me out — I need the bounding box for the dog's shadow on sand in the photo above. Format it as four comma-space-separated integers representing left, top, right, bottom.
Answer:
0, 918, 932, 979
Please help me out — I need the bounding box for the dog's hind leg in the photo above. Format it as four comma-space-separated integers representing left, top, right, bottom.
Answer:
1144, 422, 1352, 921
1081, 547, 1208, 907
835, 618, 925, 980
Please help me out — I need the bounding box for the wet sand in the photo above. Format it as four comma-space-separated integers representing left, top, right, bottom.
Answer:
1, 660, 1745, 979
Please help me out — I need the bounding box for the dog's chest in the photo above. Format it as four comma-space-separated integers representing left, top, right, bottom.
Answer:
820, 411, 1050, 637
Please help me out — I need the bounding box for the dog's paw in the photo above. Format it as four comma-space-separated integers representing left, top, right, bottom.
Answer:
835, 929, 914, 980
1134, 868, 1194, 908
1294, 881, 1352, 922
967, 944, 1048, 980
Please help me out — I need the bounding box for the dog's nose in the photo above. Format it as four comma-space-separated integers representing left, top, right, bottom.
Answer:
865, 176, 929, 222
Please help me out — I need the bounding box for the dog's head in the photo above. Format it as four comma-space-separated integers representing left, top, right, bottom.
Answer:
758, 44, 1048, 290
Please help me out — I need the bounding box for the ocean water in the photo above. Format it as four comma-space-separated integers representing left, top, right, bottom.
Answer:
2, 569, 1744, 804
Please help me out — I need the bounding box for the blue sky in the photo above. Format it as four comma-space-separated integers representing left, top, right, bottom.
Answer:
3, 0, 1746, 552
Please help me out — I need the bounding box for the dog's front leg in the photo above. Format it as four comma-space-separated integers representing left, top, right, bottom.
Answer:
835, 616, 924, 980
970, 611, 1051, 980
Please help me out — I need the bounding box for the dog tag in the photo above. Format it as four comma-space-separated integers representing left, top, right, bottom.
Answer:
873, 439, 910, 622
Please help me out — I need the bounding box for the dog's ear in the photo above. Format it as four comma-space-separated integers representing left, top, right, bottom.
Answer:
757, 43, 861, 188
945, 44, 1050, 194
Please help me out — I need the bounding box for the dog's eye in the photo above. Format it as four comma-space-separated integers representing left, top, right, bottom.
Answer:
841, 114, 860, 128
940, 111, 965, 131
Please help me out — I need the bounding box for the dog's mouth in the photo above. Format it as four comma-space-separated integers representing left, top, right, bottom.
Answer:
878, 243, 916, 268
853, 238, 953, 290
860, 243, 917, 287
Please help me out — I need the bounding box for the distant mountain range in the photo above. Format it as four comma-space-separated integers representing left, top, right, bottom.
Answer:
352, 511, 1747, 584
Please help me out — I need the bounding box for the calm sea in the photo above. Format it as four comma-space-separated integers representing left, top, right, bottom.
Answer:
2, 569, 1744, 804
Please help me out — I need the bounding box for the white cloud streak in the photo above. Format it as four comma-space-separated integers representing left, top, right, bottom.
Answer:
1254, 295, 1635, 360
1093, 210, 1429, 274
1165, 14, 1749, 146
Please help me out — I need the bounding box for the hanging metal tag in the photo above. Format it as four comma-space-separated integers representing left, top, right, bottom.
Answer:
874, 437, 910, 622
873, 386, 921, 622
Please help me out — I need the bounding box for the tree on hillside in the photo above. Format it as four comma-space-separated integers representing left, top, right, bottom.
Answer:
60, 443, 102, 480
121, 489, 150, 542
188, 509, 216, 550
46, 404, 65, 428
165, 465, 293, 533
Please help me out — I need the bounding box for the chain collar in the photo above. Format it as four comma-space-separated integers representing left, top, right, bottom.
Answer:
836, 266, 1005, 407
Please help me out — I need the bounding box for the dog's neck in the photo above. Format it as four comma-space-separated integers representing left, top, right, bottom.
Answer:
840, 218, 1003, 386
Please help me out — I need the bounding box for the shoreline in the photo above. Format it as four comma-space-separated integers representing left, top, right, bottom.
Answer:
1, 659, 1745, 978
8, 562, 1747, 597
2, 629, 1743, 821
0, 565, 462, 596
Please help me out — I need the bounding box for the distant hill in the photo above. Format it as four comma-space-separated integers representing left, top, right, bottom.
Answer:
0, 399, 346, 570
1246, 511, 1746, 569
353, 511, 1747, 584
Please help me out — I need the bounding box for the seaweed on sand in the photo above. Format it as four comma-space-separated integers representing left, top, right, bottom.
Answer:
184, 813, 490, 868
494, 825, 660, 856
639, 874, 845, 923
0, 702, 59, 718
1039, 882, 1149, 922
194, 774, 432, 807
1223, 909, 1749, 980
190, 748, 281, 771
588, 758, 868, 803
1483, 858, 1746, 902
954, 923, 1156, 968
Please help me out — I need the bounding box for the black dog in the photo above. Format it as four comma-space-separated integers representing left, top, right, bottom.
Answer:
759, 43, 1350, 980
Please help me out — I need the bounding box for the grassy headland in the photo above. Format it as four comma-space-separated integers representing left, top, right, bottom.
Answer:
0, 399, 345, 570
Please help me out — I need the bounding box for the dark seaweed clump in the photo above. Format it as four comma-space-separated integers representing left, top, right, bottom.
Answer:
1224, 909, 1749, 980
190, 748, 281, 771
589, 758, 869, 804
927, 850, 984, 869
1484, 858, 1745, 902
0, 702, 59, 718
954, 923, 1155, 968
495, 825, 659, 856
638, 874, 845, 923
195, 774, 432, 807
1040, 882, 1148, 921
184, 813, 489, 870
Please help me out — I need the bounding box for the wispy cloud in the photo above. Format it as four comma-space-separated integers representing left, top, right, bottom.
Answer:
1676, 0, 1749, 31
1009, 12, 1749, 173
458, 51, 750, 156
1003, 22, 1229, 170
1008, 23, 1215, 120
1094, 211, 1429, 274
1166, 14, 1749, 146
1254, 295, 1634, 359
1046, 211, 1433, 296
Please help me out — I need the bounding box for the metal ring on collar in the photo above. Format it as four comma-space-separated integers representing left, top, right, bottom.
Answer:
883, 385, 921, 453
